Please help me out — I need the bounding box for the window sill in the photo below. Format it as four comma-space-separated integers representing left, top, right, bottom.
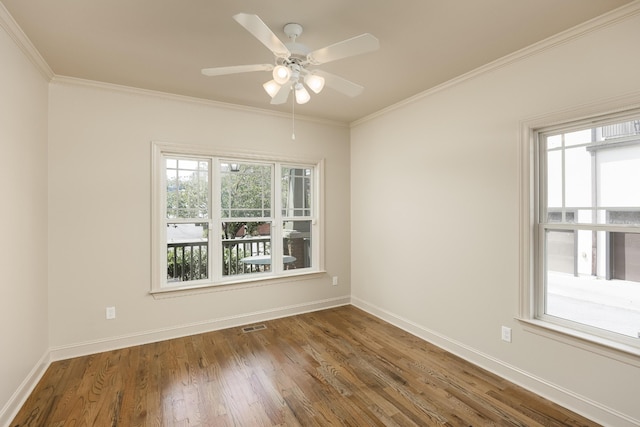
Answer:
516, 317, 640, 367
151, 270, 327, 299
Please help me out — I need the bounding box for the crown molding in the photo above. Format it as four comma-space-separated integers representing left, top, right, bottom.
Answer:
50, 75, 348, 128
351, 0, 640, 128
0, 2, 53, 80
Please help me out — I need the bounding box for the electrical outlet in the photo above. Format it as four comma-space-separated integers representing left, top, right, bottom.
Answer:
106, 306, 116, 320
501, 326, 512, 343
332, 276, 338, 286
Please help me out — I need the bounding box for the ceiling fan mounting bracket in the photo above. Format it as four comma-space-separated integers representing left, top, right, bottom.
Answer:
283, 23, 303, 41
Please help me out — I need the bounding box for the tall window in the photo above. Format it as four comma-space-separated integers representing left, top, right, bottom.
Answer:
152, 143, 322, 291
526, 112, 640, 352
165, 158, 211, 284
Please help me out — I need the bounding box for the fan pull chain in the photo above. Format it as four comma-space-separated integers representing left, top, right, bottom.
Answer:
291, 89, 296, 140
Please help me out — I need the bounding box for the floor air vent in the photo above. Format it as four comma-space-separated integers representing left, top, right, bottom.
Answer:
241, 324, 267, 333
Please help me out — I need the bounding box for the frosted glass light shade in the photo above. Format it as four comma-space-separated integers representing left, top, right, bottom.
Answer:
294, 83, 310, 104
273, 65, 291, 84
304, 74, 325, 94
263, 80, 281, 98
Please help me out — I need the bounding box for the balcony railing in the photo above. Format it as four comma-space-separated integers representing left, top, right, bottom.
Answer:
167, 240, 208, 282
222, 237, 271, 276
167, 237, 271, 282
167, 235, 311, 282
602, 121, 640, 139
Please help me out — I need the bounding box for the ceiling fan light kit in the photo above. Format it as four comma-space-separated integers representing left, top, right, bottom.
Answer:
201, 13, 379, 106
304, 73, 325, 94
272, 65, 291, 84
294, 83, 311, 104
262, 80, 281, 98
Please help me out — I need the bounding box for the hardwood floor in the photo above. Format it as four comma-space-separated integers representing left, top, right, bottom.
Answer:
11, 306, 600, 426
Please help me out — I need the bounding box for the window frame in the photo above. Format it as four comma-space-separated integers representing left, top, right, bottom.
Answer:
519, 102, 640, 362
151, 142, 325, 294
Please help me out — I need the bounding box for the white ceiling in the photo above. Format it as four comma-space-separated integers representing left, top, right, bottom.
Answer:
2, 0, 633, 123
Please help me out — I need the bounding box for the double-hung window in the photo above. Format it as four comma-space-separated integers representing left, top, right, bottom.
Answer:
152, 143, 322, 292
522, 109, 640, 355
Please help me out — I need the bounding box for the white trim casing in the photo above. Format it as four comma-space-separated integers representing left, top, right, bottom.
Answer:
0, 350, 50, 427
518, 92, 640, 361
49, 297, 349, 361
151, 141, 325, 294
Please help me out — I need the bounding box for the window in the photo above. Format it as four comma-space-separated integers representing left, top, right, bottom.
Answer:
152, 143, 322, 292
522, 110, 640, 354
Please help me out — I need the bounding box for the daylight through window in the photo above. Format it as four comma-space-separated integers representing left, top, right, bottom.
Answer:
534, 114, 640, 348
152, 144, 321, 291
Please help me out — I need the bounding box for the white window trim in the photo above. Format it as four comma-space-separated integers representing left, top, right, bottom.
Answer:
151, 141, 325, 295
518, 94, 640, 364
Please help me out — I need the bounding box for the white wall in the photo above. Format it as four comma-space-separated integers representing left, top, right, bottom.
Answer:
47, 80, 351, 354
0, 22, 49, 422
350, 8, 640, 427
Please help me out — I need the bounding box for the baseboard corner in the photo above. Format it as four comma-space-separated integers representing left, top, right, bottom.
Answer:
0, 349, 50, 427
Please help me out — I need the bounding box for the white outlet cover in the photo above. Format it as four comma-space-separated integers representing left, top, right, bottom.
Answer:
501, 326, 512, 342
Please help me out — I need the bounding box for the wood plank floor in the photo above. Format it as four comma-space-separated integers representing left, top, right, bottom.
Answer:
11, 306, 600, 426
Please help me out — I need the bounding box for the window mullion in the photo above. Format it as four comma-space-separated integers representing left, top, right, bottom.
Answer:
561, 134, 566, 222
212, 157, 222, 282
272, 164, 283, 274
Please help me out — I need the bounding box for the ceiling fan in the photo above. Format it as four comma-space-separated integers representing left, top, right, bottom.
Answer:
201, 13, 379, 105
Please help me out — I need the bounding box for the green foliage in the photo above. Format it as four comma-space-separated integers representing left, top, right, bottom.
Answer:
223, 246, 246, 276
166, 165, 208, 219
167, 245, 208, 282
221, 163, 271, 219
165, 159, 276, 280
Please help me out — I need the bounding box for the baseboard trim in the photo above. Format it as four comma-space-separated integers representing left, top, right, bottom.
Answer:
0, 349, 50, 427
351, 297, 639, 427
49, 296, 350, 362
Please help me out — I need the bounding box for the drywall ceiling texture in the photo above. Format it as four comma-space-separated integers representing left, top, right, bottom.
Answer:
0, 25, 49, 418
46, 81, 351, 355
350, 7, 640, 427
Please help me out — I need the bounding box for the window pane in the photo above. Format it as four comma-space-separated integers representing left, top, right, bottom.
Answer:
166, 222, 208, 283
564, 129, 592, 146
544, 229, 640, 339
607, 211, 640, 225
564, 147, 592, 208
546, 149, 562, 209
544, 122, 640, 224
545, 230, 575, 274
284, 220, 312, 269
535, 114, 640, 347
166, 157, 209, 219
282, 166, 312, 217
220, 162, 272, 218
610, 232, 640, 282
547, 134, 562, 150
546, 211, 575, 223
222, 221, 271, 276
598, 143, 640, 211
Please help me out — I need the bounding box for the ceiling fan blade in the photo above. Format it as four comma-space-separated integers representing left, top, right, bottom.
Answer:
270, 82, 293, 105
313, 70, 364, 97
201, 64, 274, 77
307, 33, 379, 65
233, 13, 290, 59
